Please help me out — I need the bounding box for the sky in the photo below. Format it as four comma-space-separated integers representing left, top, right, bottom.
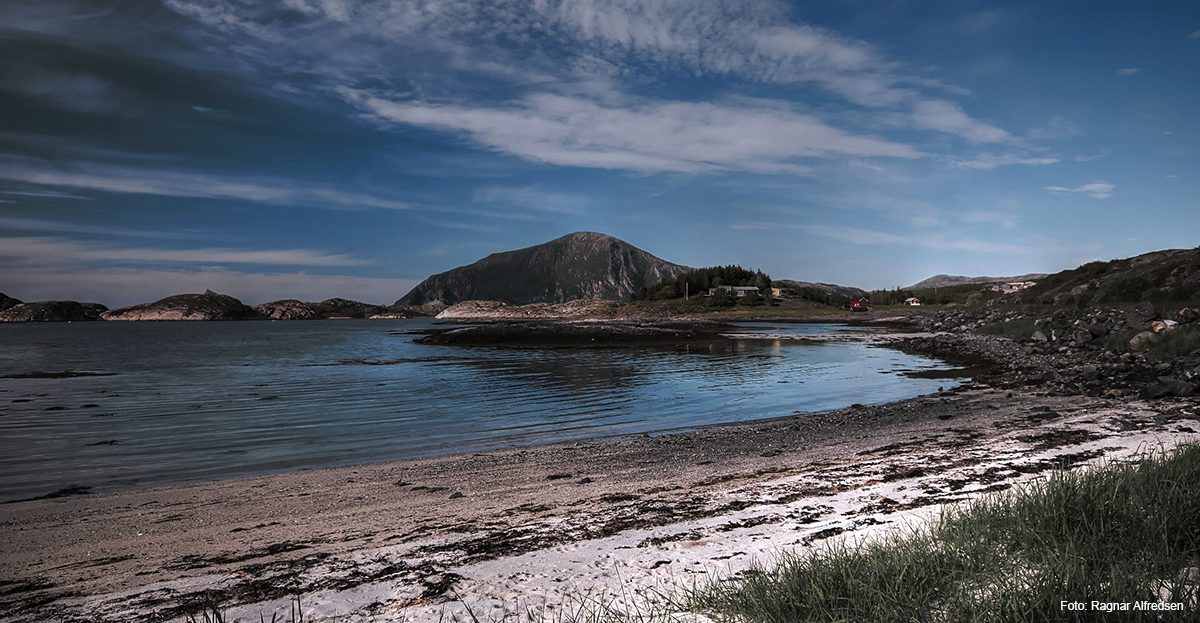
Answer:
1, 0, 1198, 306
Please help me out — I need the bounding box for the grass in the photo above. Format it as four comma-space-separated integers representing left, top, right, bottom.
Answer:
977, 317, 1038, 341
186, 596, 304, 623
1143, 324, 1200, 360
690, 444, 1200, 622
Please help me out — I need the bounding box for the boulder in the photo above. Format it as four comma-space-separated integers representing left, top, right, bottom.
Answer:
1139, 384, 1171, 400
1129, 331, 1159, 350
1031, 330, 1048, 342
1124, 301, 1157, 328
1073, 329, 1094, 345
1165, 380, 1198, 398
1177, 307, 1200, 324
1150, 319, 1179, 333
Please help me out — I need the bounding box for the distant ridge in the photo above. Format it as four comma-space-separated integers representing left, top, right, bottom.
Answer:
906, 273, 1048, 290
397, 232, 690, 306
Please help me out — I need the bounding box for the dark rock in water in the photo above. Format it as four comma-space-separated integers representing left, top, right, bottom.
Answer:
416, 321, 722, 346
0, 301, 108, 322
0, 292, 22, 312
102, 293, 261, 321
397, 231, 689, 306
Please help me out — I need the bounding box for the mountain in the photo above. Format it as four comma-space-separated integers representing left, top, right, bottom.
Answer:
397, 232, 690, 306
1010, 247, 1200, 306
906, 273, 1048, 290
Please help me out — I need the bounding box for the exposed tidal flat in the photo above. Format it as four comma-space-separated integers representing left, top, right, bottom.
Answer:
0, 319, 954, 503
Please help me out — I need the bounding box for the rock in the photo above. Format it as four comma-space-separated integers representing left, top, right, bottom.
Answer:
1139, 384, 1171, 400
1129, 331, 1159, 350
449, 492, 464, 499
1073, 329, 1094, 345
1165, 380, 1197, 397
1178, 308, 1200, 324
1125, 302, 1158, 328
1150, 319, 1178, 333
0, 301, 108, 322
1031, 330, 1048, 342
435, 299, 623, 320
102, 293, 261, 321
253, 299, 325, 320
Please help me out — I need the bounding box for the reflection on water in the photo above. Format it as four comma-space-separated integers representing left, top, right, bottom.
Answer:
0, 319, 957, 501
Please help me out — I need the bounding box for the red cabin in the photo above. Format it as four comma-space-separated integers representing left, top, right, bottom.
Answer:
850, 298, 870, 312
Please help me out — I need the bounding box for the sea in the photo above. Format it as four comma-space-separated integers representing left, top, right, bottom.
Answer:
0, 319, 961, 502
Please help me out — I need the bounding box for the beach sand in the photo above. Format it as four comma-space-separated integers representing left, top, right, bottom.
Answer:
3, 379, 1197, 622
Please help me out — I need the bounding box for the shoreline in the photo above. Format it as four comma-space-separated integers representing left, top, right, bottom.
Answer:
2, 331, 1197, 622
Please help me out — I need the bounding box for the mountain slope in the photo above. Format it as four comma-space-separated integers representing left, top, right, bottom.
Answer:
906, 273, 1048, 290
1011, 248, 1200, 305
397, 232, 690, 306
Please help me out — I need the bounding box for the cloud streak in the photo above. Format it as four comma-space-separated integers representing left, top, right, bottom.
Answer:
350, 90, 920, 174
0, 160, 411, 210
1045, 181, 1115, 199
0, 236, 369, 267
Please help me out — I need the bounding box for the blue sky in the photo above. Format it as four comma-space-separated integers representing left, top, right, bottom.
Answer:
1, 0, 1197, 306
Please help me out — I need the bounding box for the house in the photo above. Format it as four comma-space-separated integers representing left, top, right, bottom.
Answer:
850, 297, 870, 312
707, 285, 761, 298
990, 281, 1036, 293
904, 297, 921, 306
771, 287, 786, 298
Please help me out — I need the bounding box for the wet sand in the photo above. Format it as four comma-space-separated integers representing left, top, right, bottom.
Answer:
2, 338, 1198, 622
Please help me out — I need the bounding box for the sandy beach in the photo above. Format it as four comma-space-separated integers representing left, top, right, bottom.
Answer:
2, 332, 1198, 622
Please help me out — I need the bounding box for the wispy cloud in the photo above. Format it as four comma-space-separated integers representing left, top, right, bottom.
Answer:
1045, 181, 1114, 199
349, 90, 920, 174
1074, 151, 1109, 162
950, 153, 1060, 170
473, 186, 591, 214
908, 100, 1010, 144
801, 224, 1033, 254
1116, 68, 1140, 76
0, 236, 369, 267
161, 0, 1011, 170
1190, 29, 1200, 39
0, 216, 195, 239
0, 159, 411, 210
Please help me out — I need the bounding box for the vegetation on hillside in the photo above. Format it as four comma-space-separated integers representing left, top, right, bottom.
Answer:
635, 265, 773, 307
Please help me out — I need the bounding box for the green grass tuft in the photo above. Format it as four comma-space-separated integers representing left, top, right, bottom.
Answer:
690, 444, 1200, 622
977, 317, 1038, 341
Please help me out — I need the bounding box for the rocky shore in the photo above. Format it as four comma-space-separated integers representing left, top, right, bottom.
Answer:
2, 311, 1197, 622
415, 319, 731, 346
915, 302, 1200, 400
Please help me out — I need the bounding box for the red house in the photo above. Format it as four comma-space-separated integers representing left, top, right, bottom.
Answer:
850, 298, 870, 312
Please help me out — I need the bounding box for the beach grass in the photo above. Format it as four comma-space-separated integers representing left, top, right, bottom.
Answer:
688, 443, 1200, 622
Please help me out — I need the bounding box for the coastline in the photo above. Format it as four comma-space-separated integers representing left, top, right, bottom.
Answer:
2, 330, 1197, 622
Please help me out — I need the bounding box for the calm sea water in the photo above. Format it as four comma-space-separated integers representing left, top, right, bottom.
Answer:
0, 320, 958, 502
